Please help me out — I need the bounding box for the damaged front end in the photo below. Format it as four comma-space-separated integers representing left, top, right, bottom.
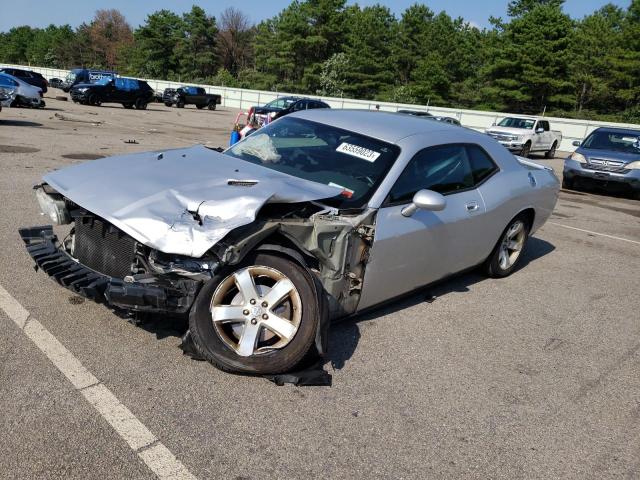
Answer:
22, 184, 376, 323
21, 186, 217, 314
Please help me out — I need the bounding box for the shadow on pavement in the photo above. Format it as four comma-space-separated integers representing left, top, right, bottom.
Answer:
0, 119, 43, 127
328, 236, 556, 371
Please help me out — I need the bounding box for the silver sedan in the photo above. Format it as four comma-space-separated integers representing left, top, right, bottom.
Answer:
21, 110, 559, 375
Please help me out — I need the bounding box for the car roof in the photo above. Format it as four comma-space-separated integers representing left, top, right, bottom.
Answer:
591, 126, 640, 135
291, 109, 469, 144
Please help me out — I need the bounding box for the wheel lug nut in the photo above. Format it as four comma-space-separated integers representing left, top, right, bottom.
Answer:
250, 318, 257, 325
249, 299, 256, 305
261, 301, 268, 307
243, 309, 249, 316
262, 313, 269, 319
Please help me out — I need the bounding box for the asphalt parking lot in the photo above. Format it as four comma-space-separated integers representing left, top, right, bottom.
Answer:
1, 95, 639, 479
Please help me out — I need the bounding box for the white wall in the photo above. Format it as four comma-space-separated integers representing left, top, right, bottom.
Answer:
3, 62, 639, 152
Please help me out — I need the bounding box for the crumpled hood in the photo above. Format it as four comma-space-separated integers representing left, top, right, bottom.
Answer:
44, 145, 342, 257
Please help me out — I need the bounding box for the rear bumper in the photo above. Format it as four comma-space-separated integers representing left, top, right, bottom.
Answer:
564, 159, 640, 191
19, 226, 200, 315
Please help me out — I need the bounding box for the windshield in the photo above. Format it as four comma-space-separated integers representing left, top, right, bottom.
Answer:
225, 117, 400, 208
265, 98, 297, 109
96, 77, 112, 86
0, 75, 17, 87
582, 130, 640, 153
498, 117, 535, 129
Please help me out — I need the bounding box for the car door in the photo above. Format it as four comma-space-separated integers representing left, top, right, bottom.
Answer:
540, 120, 553, 149
358, 144, 500, 310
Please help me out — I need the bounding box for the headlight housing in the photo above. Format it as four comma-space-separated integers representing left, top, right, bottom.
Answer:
35, 186, 71, 225
569, 152, 587, 163
626, 161, 640, 170
76, 87, 89, 93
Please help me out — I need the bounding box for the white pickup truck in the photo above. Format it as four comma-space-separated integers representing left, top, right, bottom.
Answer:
485, 117, 562, 158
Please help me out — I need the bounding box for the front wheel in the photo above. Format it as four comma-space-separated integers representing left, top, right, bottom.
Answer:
484, 215, 530, 278
189, 253, 319, 374
164, 102, 172, 107
562, 176, 574, 190
123, 103, 134, 109
176, 101, 185, 108
196, 104, 204, 110
519, 142, 531, 158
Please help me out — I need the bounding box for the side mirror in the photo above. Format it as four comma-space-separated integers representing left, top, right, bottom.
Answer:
401, 189, 446, 217
572, 140, 581, 147
536, 128, 544, 134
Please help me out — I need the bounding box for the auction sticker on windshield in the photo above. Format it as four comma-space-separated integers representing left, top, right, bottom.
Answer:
336, 143, 381, 162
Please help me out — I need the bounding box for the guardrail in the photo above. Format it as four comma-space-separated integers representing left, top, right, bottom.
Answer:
3, 62, 639, 152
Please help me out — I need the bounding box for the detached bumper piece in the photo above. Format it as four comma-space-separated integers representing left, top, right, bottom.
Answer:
19, 226, 200, 315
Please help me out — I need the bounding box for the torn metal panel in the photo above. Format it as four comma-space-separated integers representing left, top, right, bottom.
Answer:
214, 208, 377, 319
43, 145, 342, 258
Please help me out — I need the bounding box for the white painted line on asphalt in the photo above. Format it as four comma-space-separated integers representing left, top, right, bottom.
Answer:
547, 222, 640, 246
139, 443, 199, 480
0, 284, 198, 480
24, 319, 99, 390
81, 383, 158, 451
0, 284, 29, 328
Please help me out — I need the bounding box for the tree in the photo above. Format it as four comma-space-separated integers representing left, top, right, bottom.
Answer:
507, 0, 565, 17
175, 6, 219, 80
132, 10, 184, 79
482, 3, 574, 113
569, 5, 624, 113
87, 9, 133, 69
218, 7, 254, 76
340, 4, 395, 99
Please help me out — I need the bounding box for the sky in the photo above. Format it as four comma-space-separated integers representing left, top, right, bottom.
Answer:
0, 0, 632, 32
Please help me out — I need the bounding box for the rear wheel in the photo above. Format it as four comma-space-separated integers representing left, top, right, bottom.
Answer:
88, 93, 100, 106
484, 215, 530, 278
134, 98, 147, 110
189, 253, 319, 374
164, 102, 172, 107
545, 141, 557, 159
123, 103, 134, 109
520, 142, 531, 158
196, 104, 204, 110
207, 102, 216, 111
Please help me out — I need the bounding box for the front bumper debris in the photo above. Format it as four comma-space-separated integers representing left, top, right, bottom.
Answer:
19, 226, 200, 314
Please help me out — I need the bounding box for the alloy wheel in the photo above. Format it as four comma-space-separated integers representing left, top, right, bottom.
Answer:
498, 220, 526, 270
210, 266, 302, 357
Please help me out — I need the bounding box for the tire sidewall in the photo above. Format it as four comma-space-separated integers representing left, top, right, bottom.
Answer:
487, 215, 530, 278
189, 253, 319, 374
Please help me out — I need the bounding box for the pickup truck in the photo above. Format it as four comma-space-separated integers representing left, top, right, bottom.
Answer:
163, 86, 221, 110
485, 117, 562, 158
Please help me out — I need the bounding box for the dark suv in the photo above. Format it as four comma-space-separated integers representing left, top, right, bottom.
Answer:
70, 77, 154, 109
0, 68, 48, 93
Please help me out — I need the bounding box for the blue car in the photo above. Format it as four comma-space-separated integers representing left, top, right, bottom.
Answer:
563, 127, 640, 198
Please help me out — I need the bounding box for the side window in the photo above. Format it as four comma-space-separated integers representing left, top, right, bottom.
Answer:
543, 121, 550, 131
467, 145, 498, 184
386, 145, 474, 204
114, 78, 125, 90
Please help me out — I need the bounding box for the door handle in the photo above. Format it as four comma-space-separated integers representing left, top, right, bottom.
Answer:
466, 202, 479, 212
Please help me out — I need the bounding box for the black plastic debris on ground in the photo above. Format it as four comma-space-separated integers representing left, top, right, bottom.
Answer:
178, 329, 332, 386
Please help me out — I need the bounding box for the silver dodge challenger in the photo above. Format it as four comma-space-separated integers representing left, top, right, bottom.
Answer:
20, 110, 559, 374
